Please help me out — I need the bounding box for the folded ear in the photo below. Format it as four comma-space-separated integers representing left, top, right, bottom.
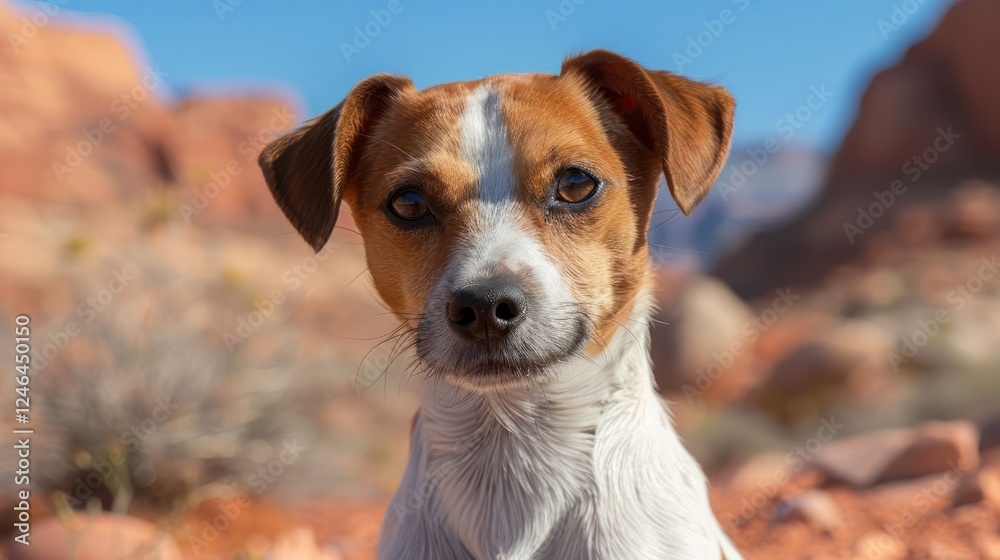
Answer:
258, 74, 414, 252
561, 50, 735, 215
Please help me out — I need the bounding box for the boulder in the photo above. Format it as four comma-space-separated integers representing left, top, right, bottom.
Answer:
753, 320, 895, 421
773, 489, 843, 532
952, 466, 1000, 509
814, 420, 980, 487
651, 274, 752, 395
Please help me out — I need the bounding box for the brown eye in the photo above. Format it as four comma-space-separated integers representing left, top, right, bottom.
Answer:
554, 168, 599, 204
388, 189, 431, 222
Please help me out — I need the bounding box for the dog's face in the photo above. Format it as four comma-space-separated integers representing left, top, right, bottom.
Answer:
259, 50, 734, 391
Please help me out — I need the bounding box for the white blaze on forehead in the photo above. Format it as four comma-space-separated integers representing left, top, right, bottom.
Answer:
457, 85, 529, 276
424, 83, 579, 350
459, 85, 515, 204
451, 85, 572, 306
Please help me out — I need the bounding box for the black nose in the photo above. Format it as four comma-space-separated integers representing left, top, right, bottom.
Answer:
446, 279, 528, 341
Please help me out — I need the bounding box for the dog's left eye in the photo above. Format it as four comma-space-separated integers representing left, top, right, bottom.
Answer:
388, 189, 431, 221
554, 168, 599, 204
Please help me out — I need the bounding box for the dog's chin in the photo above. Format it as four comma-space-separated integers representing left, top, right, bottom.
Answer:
420, 320, 590, 393
445, 359, 561, 392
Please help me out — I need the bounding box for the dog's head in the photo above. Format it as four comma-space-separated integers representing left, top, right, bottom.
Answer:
259, 50, 734, 391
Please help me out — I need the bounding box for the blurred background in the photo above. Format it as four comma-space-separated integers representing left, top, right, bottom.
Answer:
0, 0, 998, 558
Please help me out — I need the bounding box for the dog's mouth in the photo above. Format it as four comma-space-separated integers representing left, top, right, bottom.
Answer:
415, 314, 590, 391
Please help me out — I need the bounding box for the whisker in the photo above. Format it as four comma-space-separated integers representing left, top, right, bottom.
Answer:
345, 266, 371, 288
334, 225, 363, 237
355, 328, 413, 392
646, 209, 682, 232
648, 243, 711, 256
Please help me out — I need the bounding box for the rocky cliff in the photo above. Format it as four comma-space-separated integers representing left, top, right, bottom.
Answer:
0, 1, 294, 226
715, 0, 1000, 299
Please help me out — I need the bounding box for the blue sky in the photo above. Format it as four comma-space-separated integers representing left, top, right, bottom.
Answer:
38, 0, 952, 152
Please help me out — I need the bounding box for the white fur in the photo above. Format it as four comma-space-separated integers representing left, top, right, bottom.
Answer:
460, 86, 514, 204
377, 86, 741, 560
379, 296, 740, 559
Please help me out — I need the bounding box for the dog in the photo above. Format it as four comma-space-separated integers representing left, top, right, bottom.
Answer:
258, 49, 741, 560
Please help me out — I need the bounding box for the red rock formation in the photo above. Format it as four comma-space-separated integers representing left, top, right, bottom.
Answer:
715, 0, 1000, 299
0, 1, 294, 226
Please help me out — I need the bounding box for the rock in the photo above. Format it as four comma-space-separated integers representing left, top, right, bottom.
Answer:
764, 342, 853, 397
751, 312, 833, 364
928, 541, 980, 560
727, 452, 792, 492
753, 340, 851, 423
651, 275, 753, 395
878, 421, 980, 483
835, 0, 1000, 179
894, 206, 940, 248
171, 95, 294, 225
978, 534, 1000, 560
855, 531, 907, 560
0, 1, 296, 226
814, 420, 980, 487
773, 490, 842, 532
979, 415, 1000, 454
850, 267, 907, 310
267, 528, 343, 560
714, 0, 1000, 299
952, 466, 1000, 508
941, 182, 1000, 240
7, 514, 182, 560
814, 427, 912, 487
753, 320, 895, 421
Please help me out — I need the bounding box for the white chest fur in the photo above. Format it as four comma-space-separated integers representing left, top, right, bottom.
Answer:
377, 300, 740, 560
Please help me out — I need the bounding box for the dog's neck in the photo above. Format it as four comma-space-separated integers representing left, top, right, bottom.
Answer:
407, 291, 673, 558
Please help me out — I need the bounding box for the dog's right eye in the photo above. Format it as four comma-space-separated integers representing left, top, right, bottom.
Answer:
388, 189, 432, 222
552, 167, 602, 207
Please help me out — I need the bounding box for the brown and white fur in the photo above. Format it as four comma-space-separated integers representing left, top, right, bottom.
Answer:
258, 50, 741, 559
